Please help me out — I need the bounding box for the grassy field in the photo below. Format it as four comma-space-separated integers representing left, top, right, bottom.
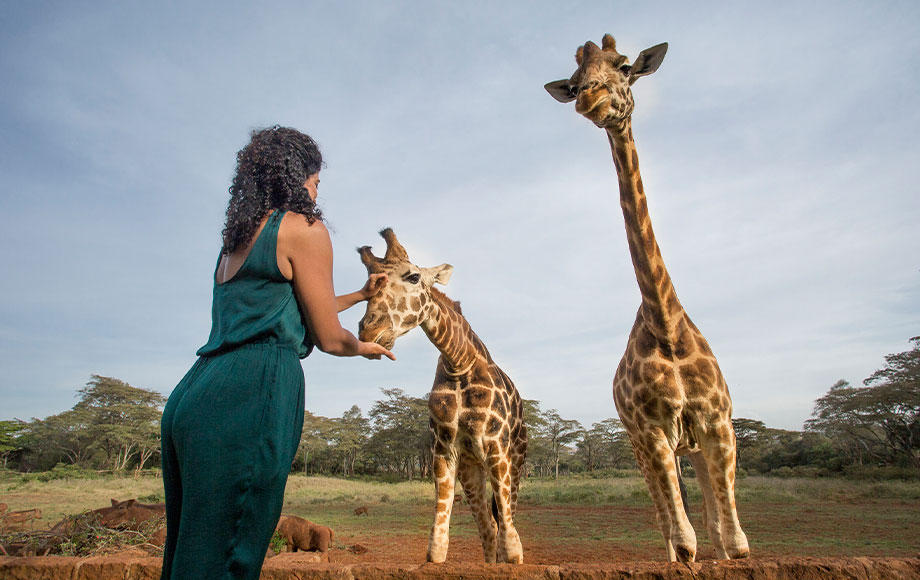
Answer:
2, 470, 919, 563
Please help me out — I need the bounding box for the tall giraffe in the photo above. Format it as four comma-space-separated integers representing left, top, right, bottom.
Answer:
357, 229, 527, 564
545, 35, 749, 563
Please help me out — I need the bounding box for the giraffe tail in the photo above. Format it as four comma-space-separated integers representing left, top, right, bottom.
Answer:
490, 494, 499, 523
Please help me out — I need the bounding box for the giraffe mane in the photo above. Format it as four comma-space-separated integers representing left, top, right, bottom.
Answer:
430, 286, 462, 314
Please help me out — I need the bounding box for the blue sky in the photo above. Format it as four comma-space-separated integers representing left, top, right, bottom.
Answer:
1, 1, 917, 431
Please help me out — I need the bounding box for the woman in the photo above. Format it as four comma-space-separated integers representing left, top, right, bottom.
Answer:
160, 126, 394, 579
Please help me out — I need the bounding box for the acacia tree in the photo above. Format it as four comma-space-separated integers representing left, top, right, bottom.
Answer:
733, 418, 770, 471
75, 375, 166, 471
368, 388, 431, 479
297, 411, 335, 475
26, 408, 97, 467
578, 417, 635, 470
806, 338, 920, 470
330, 406, 369, 476
540, 409, 582, 479
522, 399, 551, 476
0, 420, 26, 469
861, 336, 920, 468
805, 381, 882, 465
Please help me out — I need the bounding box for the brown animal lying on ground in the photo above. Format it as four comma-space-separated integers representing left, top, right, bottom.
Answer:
96, 498, 165, 529
50, 498, 166, 544
0, 503, 8, 514
0, 508, 42, 528
353, 506, 369, 516
275, 514, 334, 553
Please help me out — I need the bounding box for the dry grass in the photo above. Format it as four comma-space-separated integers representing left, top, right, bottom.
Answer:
1, 472, 162, 526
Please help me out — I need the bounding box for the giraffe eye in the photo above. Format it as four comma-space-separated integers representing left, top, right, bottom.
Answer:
405, 273, 421, 284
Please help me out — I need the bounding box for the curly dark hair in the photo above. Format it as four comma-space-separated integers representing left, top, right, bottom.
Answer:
221, 126, 325, 254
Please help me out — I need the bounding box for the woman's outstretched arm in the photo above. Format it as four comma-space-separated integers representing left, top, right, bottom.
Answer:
280, 214, 394, 360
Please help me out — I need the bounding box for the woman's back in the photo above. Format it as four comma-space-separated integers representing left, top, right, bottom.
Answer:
197, 210, 313, 359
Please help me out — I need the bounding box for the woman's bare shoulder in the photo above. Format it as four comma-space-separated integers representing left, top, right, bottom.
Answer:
280, 212, 328, 238
278, 212, 331, 254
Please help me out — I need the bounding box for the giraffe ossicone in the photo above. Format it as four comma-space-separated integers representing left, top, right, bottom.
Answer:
545, 34, 750, 563
357, 229, 528, 564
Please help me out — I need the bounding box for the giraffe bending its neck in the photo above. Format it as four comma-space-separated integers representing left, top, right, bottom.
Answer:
546, 34, 749, 563
357, 229, 527, 564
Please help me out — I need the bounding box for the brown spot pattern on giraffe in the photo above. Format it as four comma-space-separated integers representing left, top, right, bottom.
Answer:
491, 392, 507, 415
463, 387, 492, 409
486, 416, 502, 436
673, 330, 695, 359
429, 393, 458, 423
460, 411, 487, 431
438, 425, 456, 442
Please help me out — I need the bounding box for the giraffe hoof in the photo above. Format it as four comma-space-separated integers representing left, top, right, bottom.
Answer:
675, 545, 695, 563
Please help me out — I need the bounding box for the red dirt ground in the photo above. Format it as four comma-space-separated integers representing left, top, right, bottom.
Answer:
322, 503, 920, 565
4, 499, 920, 578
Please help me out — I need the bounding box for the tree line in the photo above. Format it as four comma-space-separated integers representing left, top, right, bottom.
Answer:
2, 337, 917, 478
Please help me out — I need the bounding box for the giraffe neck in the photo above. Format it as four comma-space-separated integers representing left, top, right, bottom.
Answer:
606, 122, 683, 337
420, 288, 489, 375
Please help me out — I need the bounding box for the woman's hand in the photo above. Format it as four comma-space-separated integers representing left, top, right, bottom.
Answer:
335, 274, 389, 313
358, 341, 396, 361
360, 273, 388, 300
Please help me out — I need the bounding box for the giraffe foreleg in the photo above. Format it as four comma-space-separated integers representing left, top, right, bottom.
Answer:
457, 460, 497, 563
632, 438, 675, 561
699, 422, 749, 559
637, 429, 697, 562
426, 453, 458, 563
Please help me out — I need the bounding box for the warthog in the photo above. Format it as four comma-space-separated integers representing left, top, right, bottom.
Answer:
275, 514, 334, 553
95, 498, 165, 529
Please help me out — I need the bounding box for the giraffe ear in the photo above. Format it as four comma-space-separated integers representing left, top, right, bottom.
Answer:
423, 263, 453, 286
545, 80, 577, 103
629, 42, 668, 85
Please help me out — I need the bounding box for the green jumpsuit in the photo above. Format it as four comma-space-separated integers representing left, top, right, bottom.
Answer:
160, 210, 311, 579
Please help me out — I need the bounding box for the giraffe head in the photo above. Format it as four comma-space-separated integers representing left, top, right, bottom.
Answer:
357, 228, 453, 350
545, 34, 667, 131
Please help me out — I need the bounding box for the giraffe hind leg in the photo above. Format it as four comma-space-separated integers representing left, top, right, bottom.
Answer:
486, 450, 523, 563
699, 424, 749, 559
458, 460, 497, 563
689, 450, 728, 558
